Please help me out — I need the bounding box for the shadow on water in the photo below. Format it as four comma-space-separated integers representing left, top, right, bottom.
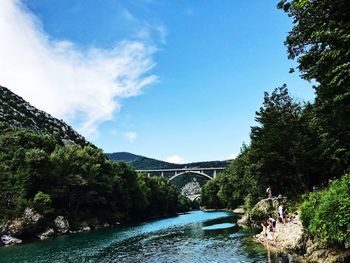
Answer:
0, 211, 301, 263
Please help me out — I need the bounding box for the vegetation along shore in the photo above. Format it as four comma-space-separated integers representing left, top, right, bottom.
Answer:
201, 0, 350, 262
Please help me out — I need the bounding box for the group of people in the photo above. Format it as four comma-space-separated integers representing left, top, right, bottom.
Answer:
260, 186, 298, 241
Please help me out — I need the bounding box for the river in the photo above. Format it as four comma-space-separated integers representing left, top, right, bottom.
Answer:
0, 211, 299, 262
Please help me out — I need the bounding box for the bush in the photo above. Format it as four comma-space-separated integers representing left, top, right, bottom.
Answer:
300, 174, 350, 246
33, 191, 53, 215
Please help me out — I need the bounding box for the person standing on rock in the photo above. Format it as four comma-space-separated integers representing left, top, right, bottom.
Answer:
278, 204, 284, 223
268, 217, 276, 241
266, 186, 272, 199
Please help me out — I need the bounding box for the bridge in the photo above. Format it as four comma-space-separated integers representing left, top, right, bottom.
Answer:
136, 167, 226, 181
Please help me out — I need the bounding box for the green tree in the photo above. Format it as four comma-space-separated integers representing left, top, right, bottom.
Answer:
201, 179, 223, 209
278, 0, 350, 176
33, 191, 53, 215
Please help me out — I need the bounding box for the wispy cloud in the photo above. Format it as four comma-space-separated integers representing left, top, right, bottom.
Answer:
123, 132, 137, 142
0, 0, 158, 137
166, 155, 186, 164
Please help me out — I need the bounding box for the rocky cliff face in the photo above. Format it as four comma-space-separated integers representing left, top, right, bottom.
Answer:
0, 85, 90, 146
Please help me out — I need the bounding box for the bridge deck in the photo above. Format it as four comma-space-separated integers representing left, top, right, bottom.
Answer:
136, 167, 226, 172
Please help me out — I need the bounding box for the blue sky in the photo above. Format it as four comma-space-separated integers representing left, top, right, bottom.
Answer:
0, 0, 315, 163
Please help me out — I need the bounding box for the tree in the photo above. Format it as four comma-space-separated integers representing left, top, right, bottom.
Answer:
278, 0, 350, 175
201, 180, 223, 209
33, 191, 53, 215
249, 85, 318, 195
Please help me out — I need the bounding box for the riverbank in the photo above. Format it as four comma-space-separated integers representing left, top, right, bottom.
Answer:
236, 199, 350, 263
254, 219, 350, 263
0, 208, 191, 247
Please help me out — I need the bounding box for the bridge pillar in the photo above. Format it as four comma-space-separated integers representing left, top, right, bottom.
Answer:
161, 171, 164, 177
147, 173, 150, 178
213, 170, 217, 179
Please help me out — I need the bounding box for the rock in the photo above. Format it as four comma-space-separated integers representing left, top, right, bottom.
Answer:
232, 207, 245, 214
7, 208, 43, 238
237, 213, 250, 225
82, 226, 91, 232
251, 198, 282, 217
1, 235, 22, 246
54, 216, 70, 234
103, 223, 110, 228
38, 228, 55, 240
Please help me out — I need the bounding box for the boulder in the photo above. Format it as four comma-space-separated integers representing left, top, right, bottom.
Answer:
82, 226, 91, 232
7, 208, 43, 238
1, 235, 22, 246
54, 216, 70, 234
252, 198, 281, 215
38, 228, 55, 240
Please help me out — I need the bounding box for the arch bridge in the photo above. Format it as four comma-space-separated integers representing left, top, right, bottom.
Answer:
136, 167, 225, 181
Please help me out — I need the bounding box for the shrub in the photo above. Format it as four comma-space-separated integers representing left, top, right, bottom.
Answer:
300, 174, 350, 247
33, 191, 53, 215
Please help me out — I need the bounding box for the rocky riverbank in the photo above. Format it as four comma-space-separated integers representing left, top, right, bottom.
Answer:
238, 198, 350, 263
254, 219, 350, 263
0, 208, 113, 247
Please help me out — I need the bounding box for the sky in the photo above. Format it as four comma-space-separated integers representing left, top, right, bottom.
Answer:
0, 0, 315, 163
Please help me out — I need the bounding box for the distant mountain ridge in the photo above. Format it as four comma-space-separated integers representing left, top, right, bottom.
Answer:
0, 85, 90, 146
107, 152, 230, 170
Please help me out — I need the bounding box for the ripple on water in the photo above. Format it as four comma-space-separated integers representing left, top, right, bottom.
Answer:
202, 223, 236, 230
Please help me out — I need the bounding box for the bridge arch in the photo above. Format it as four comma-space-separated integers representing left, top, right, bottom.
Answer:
169, 171, 213, 181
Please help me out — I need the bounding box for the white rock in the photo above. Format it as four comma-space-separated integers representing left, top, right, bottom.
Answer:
54, 216, 70, 234
1, 235, 22, 246
38, 228, 55, 240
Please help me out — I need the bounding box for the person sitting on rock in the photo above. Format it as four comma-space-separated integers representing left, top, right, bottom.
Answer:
261, 220, 268, 241
283, 207, 289, 223
291, 212, 299, 221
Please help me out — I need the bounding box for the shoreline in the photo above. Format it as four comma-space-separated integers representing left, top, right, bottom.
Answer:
0, 210, 197, 247
233, 202, 350, 263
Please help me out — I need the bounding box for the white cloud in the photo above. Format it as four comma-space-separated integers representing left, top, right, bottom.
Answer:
229, 153, 238, 160
0, 0, 157, 137
123, 132, 137, 142
166, 155, 186, 164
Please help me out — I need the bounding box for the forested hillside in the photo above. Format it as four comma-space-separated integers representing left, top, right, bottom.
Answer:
107, 152, 229, 170
0, 122, 191, 234
0, 88, 192, 238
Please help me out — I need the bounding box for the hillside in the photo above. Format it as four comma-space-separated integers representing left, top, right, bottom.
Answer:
107, 152, 230, 170
0, 85, 90, 146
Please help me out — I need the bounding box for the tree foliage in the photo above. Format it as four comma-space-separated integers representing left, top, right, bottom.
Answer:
202, 1, 349, 218
0, 122, 191, 225
278, 0, 350, 175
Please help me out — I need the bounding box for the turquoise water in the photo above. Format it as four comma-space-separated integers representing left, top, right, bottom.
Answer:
0, 211, 298, 262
